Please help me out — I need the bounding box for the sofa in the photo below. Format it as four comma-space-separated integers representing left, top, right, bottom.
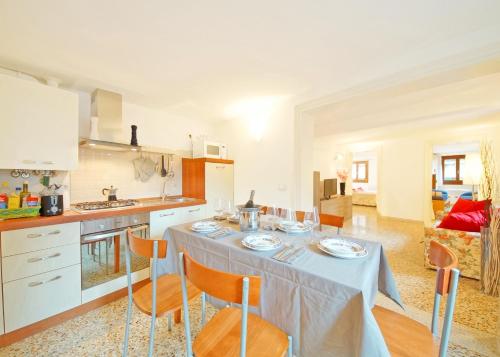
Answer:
424, 224, 481, 280
424, 200, 483, 280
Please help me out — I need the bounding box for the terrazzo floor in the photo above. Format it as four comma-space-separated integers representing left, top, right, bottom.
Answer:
0, 206, 498, 356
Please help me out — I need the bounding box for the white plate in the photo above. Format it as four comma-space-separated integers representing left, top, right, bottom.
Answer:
318, 238, 368, 259
191, 221, 221, 233
227, 215, 240, 223
241, 234, 282, 251
277, 222, 311, 234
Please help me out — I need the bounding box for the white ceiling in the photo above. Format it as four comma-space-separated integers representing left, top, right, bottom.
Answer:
1, 0, 500, 122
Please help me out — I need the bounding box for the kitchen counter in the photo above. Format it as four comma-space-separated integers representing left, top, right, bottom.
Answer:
0, 197, 206, 232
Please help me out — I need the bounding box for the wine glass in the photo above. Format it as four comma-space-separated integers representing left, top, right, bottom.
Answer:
223, 200, 233, 217
266, 205, 279, 231
280, 208, 297, 236
213, 198, 224, 218
304, 207, 320, 243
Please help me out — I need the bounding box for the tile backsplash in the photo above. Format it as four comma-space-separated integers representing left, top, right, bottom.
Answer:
70, 148, 183, 203
0, 170, 70, 208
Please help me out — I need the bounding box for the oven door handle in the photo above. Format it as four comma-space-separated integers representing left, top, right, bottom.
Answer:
81, 229, 125, 243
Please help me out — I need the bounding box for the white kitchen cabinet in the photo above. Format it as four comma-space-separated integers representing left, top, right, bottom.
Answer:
1, 222, 80, 257
2, 243, 81, 283
182, 159, 235, 217
0, 73, 79, 170
182, 204, 207, 223
3, 264, 81, 332
149, 208, 182, 240
0, 258, 3, 335
205, 162, 234, 216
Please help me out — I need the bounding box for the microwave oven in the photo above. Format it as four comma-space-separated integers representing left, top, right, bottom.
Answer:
193, 140, 227, 159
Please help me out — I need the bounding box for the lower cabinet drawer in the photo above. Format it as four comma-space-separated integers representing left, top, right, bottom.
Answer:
2, 243, 81, 283
3, 264, 81, 332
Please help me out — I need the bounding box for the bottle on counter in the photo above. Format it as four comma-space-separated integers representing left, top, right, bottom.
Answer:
7, 187, 21, 209
0, 182, 8, 209
20, 181, 31, 207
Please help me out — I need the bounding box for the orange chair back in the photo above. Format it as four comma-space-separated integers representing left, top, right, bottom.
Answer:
181, 251, 261, 306
127, 229, 167, 259
291, 210, 344, 229
428, 240, 458, 295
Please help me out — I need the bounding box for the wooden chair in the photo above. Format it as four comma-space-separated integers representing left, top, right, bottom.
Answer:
372, 240, 460, 357
178, 251, 293, 357
262, 206, 344, 233
123, 228, 200, 357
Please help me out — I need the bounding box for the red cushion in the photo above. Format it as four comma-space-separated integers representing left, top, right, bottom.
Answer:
450, 198, 490, 213
438, 210, 487, 232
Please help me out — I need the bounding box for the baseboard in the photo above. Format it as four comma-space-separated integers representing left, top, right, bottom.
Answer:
0, 279, 148, 347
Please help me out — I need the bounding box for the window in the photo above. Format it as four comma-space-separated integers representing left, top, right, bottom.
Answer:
441, 155, 465, 185
352, 161, 369, 183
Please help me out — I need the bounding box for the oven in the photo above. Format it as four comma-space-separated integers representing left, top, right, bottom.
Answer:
80, 213, 150, 290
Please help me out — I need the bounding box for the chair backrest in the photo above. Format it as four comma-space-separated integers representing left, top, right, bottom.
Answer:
295, 210, 344, 229
262, 206, 344, 229
178, 251, 261, 357
180, 251, 261, 306
427, 240, 460, 357
428, 240, 458, 295
127, 228, 167, 259
125, 228, 166, 322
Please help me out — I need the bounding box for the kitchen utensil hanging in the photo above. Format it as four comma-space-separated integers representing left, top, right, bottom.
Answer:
160, 155, 167, 177
166, 154, 175, 178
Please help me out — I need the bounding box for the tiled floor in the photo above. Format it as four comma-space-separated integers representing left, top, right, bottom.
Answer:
1, 206, 498, 356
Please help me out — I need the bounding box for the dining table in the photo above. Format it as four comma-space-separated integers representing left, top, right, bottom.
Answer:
158, 220, 403, 357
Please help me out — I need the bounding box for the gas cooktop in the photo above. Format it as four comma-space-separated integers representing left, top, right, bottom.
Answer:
73, 199, 139, 211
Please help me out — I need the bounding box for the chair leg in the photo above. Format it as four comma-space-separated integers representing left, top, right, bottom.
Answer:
148, 314, 156, 357
168, 313, 172, 332
122, 298, 133, 357
287, 335, 293, 357
174, 308, 181, 323
201, 292, 206, 327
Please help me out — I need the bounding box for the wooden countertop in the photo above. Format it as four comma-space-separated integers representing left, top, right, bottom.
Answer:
0, 197, 206, 232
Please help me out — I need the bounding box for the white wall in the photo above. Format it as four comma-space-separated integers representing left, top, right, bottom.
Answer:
214, 101, 295, 209
377, 138, 426, 221
71, 92, 215, 203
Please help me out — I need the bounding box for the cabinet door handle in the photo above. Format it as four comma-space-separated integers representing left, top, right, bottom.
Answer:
27, 252, 61, 263
48, 230, 61, 235
41, 160, 55, 165
22, 159, 36, 164
188, 208, 200, 213
216, 166, 225, 169
160, 213, 175, 217
27, 233, 43, 238
28, 275, 62, 287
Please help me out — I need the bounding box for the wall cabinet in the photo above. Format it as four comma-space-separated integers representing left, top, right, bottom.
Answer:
0, 73, 79, 170
182, 158, 234, 217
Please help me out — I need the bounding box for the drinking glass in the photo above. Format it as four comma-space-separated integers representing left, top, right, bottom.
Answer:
213, 198, 224, 217
266, 205, 279, 231
223, 200, 233, 217
280, 208, 296, 224
304, 207, 320, 243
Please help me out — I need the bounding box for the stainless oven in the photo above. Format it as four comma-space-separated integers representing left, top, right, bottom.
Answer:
80, 213, 150, 290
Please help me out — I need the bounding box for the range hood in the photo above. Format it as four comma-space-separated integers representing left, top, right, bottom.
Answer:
79, 89, 141, 152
